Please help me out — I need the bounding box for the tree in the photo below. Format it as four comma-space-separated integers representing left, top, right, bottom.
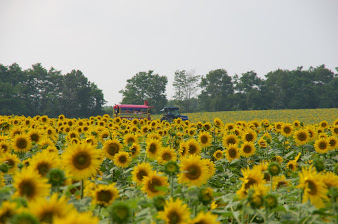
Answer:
199, 69, 234, 111
119, 71, 168, 113
172, 70, 200, 112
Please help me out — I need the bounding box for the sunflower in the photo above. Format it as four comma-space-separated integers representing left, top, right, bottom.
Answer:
179, 142, 188, 157
27, 129, 44, 144
257, 138, 268, 148
102, 139, 123, 160
99, 129, 111, 141
331, 125, 338, 137
286, 160, 298, 171
13, 168, 50, 200
272, 175, 291, 190
10, 126, 25, 138
123, 133, 138, 146
293, 129, 309, 146
198, 131, 212, 148
157, 198, 190, 224
319, 120, 328, 129
12, 134, 32, 153
281, 123, 293, 137
222, 134, 238, 147
29, 150, 60, 177
54, 211, 99, 224
321, 172, 338, 189
62, 142, 103, 180
203, 159, 216, 180
147, 132, 162, 141
128, 143, 141, 158
0, 152, 20, 174
113, 151, 131, 168
0, 201, 17, 223
178, 155, 209, 187
239, 167, 266, 191
297, 166, 328, 208
327, 136, 338, 150
157, 147, 177, 164
248, 184, 269, 208
225, 144, 240, 162
314, 138, 330, 154
146, 138, 161, 160
28, 193, 76, 223
91, 183, 119, 206
186, 138, 201, 156
0, 141, 10, 153
214, 118, 223, 128
213, 150, 223, 160
131, 162, 153, 186
240, 142, 256, 158
242, 129, 257, 142
141, 171, 169, 198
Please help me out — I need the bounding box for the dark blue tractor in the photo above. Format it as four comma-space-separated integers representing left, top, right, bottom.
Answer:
160, 107, 188, 122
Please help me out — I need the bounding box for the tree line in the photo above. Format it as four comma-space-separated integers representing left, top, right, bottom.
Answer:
120, 65, 338, 113
0, 63, 105, 118
1, 63, 337, 118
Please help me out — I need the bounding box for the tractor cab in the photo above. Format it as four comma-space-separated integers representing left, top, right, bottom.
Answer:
160, 107, 188, 122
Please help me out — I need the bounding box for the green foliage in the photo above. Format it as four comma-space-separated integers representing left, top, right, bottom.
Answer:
119, 70, 167, 113
0, 63, 106, 117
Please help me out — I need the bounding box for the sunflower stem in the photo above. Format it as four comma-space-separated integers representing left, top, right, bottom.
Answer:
81, 179, 84, 199
170, 175, 174, 198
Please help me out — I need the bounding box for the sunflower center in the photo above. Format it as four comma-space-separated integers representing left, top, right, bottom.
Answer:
283, 127, 291, 134
16, 138, 28, 149
243, 145, 252, 153
216, 152, 222, 158
162, 153, 172, 161
70, 133, 76, 138
31, 134, 39, 142
13, 130, 21, 136
188, 145, 197, 154
37, 162, 51, 176
244, 177, 257, 190
168, 211, 181, 224
297, 133, 307, 141
127, 137, 135, 144
200, 136, 208, 144
149, 144, 157, 153
245, 134, 253, 142
6, 159, 15, 167
305, 180, 317, 195
19, 180, 36, 199
97, 190, 113, 203
329, 139, 336, 147
118, 155, 127, 163
227, 137, 236, 145
40, 211, 54, 224
1, 144, 8, 152
73, 152, 91, 170
185, 165, 202, 180
288, 164, 295, 170
136, 170, 148, 181
107, 143, 120, 156
228, 148, 237, 158
319, 142, 327, 150
277, 180, 287, 189
102, 134, 109, 139
148, 177, 161, 193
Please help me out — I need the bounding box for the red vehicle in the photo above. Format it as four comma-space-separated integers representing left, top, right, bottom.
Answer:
113, 101, 152, 120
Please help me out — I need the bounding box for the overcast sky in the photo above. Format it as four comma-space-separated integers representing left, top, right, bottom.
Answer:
1, 0, 337, 106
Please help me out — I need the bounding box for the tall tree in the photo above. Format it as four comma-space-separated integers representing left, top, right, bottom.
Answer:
172, 70, 200, 112
119, 70, 168, 113
199, 69, 234, 111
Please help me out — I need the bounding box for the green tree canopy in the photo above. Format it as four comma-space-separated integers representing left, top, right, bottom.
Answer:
119, 70, 168, 113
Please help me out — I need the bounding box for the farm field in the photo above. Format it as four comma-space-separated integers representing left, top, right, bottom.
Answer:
153, 108, 338, 124
0, 109, 337, 224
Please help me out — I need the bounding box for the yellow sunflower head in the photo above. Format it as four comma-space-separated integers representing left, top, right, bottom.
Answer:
141, 171, 169, 198
213, 150, 223, 160
225, 144, 240, 162
222, 134, 238, 147
314, 138, 330, 154
186, 138, 201, 156
240, 142, 256, 158
146, 138, 162, 160
62, 142, 103, 180
132, 162, 153, 186
198, 131, 212, 148
113, 151, 131, 168
157, 147, 177, 164
12, 134, 32, 153
178, 155, 209, 187
293, 129, 309, 146
13, 168, 50, 200
91, 183, 119, 207
103, 139, 123, 160
157, 198, 190, 224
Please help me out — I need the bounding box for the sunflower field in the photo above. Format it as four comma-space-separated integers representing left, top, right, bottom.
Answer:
0, 111, 337, 224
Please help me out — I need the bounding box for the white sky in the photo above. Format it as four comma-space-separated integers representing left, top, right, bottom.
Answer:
1, 0, 337, 106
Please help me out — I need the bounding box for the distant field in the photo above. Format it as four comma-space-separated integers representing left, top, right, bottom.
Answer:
152, 108, 338, 124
